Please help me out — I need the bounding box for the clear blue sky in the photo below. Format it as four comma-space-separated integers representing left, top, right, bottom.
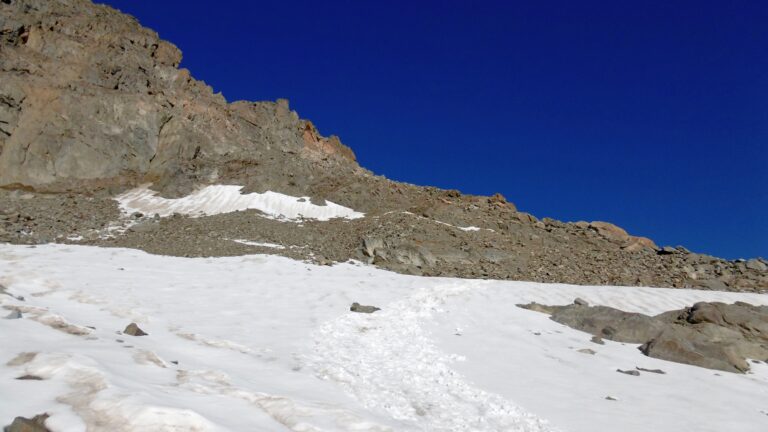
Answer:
99, 0, 767, 259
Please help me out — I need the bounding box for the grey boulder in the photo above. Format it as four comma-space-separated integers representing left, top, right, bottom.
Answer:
350, 303, 380, 314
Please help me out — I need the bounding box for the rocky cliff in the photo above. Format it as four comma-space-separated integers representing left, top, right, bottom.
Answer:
1, 0, 766, 291
0, 0, 360, 195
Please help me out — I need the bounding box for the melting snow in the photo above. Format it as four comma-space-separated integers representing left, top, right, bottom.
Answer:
115, 185, 365, 221
1, 244, 767, 431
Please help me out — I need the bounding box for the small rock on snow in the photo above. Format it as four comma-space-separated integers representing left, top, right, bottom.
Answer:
15, 375, 44, 380
636, 367, 666, 374
4, 413, 50, 432
123, 322, 148, 336
350, 302, 381, 314
574, 297, 589, 306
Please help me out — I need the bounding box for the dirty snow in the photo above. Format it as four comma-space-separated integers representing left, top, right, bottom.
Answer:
115, 185, 365, 221
1, 243, 767, 431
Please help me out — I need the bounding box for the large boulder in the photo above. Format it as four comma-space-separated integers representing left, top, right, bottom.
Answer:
745, 259, 768, 272
589, 221, 630, 243
621, 236, 658, 252
589, 221, 657, 251
519, 300, 768, 373
639, 327, 749, 373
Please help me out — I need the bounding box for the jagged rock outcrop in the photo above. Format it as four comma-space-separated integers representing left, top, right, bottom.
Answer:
0, 0, 765, 291
0, 0, 357, 195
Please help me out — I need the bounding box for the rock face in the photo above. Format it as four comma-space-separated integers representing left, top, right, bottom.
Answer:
519, 300, 768, 373
0, 0, 358, 194
0, 0, 766, 291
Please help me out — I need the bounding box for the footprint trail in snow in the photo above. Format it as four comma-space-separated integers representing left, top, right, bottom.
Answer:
306, 283, 555, 432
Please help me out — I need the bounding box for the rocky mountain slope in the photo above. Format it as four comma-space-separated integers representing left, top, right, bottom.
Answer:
0, 0, 766, 291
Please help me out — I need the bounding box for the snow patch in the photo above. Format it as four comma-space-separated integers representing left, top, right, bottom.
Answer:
231, 239, 286, 250
391, 211, 494, 232
115, 185, 365, 221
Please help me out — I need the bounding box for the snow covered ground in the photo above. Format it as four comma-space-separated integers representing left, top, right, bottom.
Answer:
1, 243, 767, 431
115, 185, 365, 221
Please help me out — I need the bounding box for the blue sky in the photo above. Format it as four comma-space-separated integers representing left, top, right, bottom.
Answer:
99, 0, 767, 259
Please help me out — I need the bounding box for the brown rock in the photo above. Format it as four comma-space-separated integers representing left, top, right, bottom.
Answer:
621, 236, 658, 252
4, 414, 50, 432
589, 221, 630, 243
123, 323, 148, 336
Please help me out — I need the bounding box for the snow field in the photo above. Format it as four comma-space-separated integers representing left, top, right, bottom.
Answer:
1, 244, 767, 431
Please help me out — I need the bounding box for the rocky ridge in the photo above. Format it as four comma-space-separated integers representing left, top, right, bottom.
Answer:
0, 0, 766, 291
